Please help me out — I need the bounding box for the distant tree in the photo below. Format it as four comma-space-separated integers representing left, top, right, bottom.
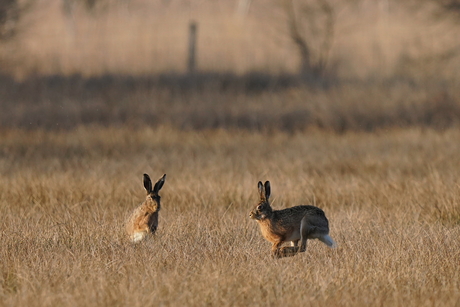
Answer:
0, 0, 19, 40
62, 0, 110, 16
0, 0, 35, 42
411, 0, 460, 19
432, 0, 460, 21
61, 0, 111, 37
281, 0, 336, 79
436, 0, 460, 11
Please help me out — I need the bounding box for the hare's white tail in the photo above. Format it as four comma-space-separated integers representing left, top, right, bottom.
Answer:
319, 235, 337, 248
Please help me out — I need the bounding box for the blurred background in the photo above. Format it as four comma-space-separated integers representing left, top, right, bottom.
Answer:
1, 0, 460, 131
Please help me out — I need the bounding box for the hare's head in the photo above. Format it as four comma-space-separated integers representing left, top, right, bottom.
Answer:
249, 181, 273, 220
144, 173, 166, 203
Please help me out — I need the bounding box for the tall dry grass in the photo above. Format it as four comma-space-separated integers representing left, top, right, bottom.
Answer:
0, 126, 459, 306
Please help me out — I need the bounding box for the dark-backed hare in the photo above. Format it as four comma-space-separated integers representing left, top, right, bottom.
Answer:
126, 173, 166, 243
250, 180, 336, 258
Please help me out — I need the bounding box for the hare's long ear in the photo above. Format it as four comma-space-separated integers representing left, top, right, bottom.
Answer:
264, 181, 271, 200
143, 174, 153, 193
258, 181, 265, 200
153, 174, 166, 194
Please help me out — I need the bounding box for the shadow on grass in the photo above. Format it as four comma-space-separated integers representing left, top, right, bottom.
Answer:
0, 72, 459, 132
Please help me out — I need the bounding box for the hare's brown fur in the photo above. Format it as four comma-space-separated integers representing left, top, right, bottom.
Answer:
250, 181, 335, 258
126, 173, 166, 243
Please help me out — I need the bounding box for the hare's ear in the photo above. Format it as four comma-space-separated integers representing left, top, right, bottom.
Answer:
264, 181, 271, 200
143, 174, 153, 193
258, 181, 265, 200
153, 174, 166, 194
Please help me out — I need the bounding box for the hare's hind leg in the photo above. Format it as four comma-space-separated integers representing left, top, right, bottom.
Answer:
276, 240, 301, 258
272, 240, 298, 258
284, 240, 301, 256
299, 216, 321, 253
279, 246, 300, 258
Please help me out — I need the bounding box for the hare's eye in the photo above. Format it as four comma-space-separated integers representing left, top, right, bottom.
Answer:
257, 205, 262, 211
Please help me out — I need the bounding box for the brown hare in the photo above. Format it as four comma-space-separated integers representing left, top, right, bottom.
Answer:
126, 173, 166, 243
249, 180, 336, 258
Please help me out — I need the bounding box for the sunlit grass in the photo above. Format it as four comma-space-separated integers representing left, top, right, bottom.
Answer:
0, 126, 459, 306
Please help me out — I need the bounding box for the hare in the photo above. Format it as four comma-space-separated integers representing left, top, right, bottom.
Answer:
126, 173, 166, 243
249, 180, 336, 258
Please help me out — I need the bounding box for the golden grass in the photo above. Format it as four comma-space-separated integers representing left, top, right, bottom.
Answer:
0, 126, 459, 306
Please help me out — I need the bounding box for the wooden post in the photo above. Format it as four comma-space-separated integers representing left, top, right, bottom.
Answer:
187, 21, 197, 74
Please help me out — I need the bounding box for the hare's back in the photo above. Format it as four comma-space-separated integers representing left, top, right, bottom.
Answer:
295, 205, 329, 228
275, 205, 325, 223
285, 205, 326, 216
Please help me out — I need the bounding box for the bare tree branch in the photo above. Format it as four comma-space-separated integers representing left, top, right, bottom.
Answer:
282, 0, 336, 79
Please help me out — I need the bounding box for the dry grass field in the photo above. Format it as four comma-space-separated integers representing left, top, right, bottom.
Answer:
1, 0, 459, 306
0, 126, 459, 306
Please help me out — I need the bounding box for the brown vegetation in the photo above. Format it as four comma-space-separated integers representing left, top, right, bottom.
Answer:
0, 1, 460, 305
0, 127, 459, 306
1, 73, 460, 132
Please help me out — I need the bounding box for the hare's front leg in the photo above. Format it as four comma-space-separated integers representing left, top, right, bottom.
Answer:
271, 241, 285, 258
148, 212, 159, 234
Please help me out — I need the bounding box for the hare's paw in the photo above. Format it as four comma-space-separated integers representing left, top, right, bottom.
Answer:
280, 246, 300, 258
272, 246, 300, 258
272, 248, 283, 259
